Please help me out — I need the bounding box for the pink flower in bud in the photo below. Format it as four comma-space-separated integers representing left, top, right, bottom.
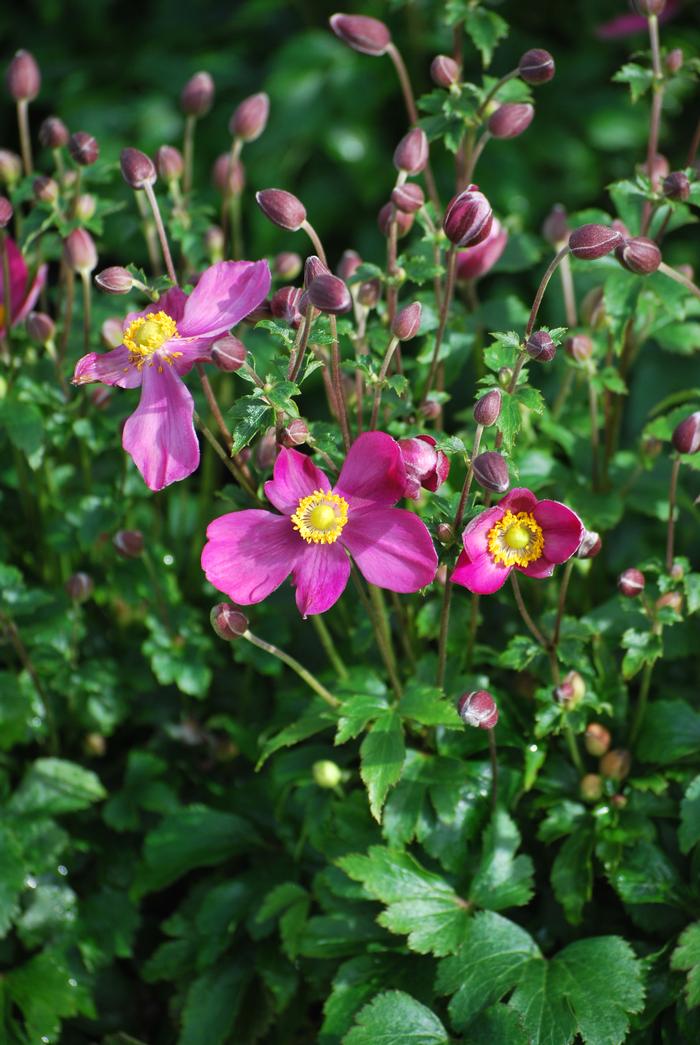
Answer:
457, 690, 499, 729
640, 152, 669, 186
75, 193, 96, 221
282, 419, 310, 447
7, 50, 40, 102
39, 116, 69, 149
443, 184, 493, 247
255, 429, 278, 470
672, 412, 700, 455
577, 529, 602, 559
456, 218, 507, 281
181, 71, 214, 117
474, 389, 502, 427
0, 196, 13, 228
27, 311, 55, 344
377, 202, 414, 238
663, 171, 690, 202
666, 48, 683, 73
121, 147, 157, 190
488, 103, 534, 140
210, 603, 249, 640
391, 301, 421, 341
271, 286, 304, 326
600, 748, 631, 782
230, 92, 270, 142
631, 0, 666, 15
565, 334, 593, 362
585, 723, 611, 757
306, 273, 352, 315
420, 398, 442, 422
617, 568, 645, 597
525, 329, 556, 362
212, 152, 245, 196
337, 249, 362, 281
329, 13, 392, 57
569, 224, 622, 260
542, 204, 569, 247
256, 188, 306, 231
437, 522, 454, 544
555, 670, 585, 708
431, 55, 460, 88
472, 451, 510, 494
95, 267, 134, 294
243, 300, 272, 325
518, 48, 555, 84
391, 182, 424, 214
113, 530, 144, 558
596, 0, 677, 39
101, 317, 124, 349
0, 150, 22, 186
211, 335, 247, 372
156, 145, 184, 182
205, 225, 225, 259
69, 131, 99, 166
63, 228, 97, 274
0, 237, 47, 335
398, 435, 449, 498
65, 572, 93, 603
274, 252, 303, 280
357, 279, 381, 308
615, 236, 661, 276
304, 255, 329, 287
393, 128, 429, 175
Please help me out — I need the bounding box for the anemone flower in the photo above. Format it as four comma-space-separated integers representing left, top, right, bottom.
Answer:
73, 260, 270, 491
456, 218, 508, 282
451, 487, 583, 595
201, 431, 438, 617
0, 238, 47, 337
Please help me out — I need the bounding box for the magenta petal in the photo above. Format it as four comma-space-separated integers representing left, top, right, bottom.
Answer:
122, 363, 199, 490
2, 239, 28, 316
73, 346, 141, 389
462, 506, 503, 560
334, 432, 407, 511
13, 263, 47, 326
264, 448, 331, 515
124, 287, 188, 329
499, 487, 538, 514
202, 510, 299, 604
534, 499, 583, 563
171, 337, 218, 375
518, 556, 555, 580
342, 507, 438, 592
292, 542, 350, 616
451, 548, 510, 595
179, 260, 271, 337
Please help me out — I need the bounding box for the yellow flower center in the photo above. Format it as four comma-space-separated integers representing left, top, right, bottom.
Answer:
487, 510, 544, 567
123, 311, 182, 369
291, 490, 349, 545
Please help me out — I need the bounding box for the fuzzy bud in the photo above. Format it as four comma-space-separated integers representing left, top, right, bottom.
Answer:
282, 419, 310, 447
431, 54, 460, 88
0, 150, 22, 186
156, 145, 184, 182
617, 568, 645, 597
670, 562, 685, 581
565, 334, 593, 362
443, 184, 493, 247
95, 266, 134, 295
75, 193, 96, 221
329, 13, 391, 56
337, 250, 362, 282
304, 255, 329, 287
437, 522, 454, 545
457, 690, 499, 729
26, 311, 55, 344
662, 171, 690, 202
230, 92, 270, 142
577, 529, 602, 559
0, 196, 13, 228
377, 202, 414, 238
630, 0, 666, 15
672, 412, 700, 455
392, 301, 422, 341
488, 103, 534, 140
306, 273, 352, 315
398, 435, 449, 498
498, 367, 513, 388
666, 48, 683, 74
204, 225, 224, 260
656, 591, 683, 615
271, 285, 304, 326
569, 223, 622, 260
84, 732, 106, 758
357, 279, 381, 308
585, 723, 611, 757
180, 71, 214, 117
473, 388, 502, 427
312, 759, 343, 788
580, 774, 603, 803
542, 203, 569, 247
39, 115, 69, 149
518, 48, 555, 84
210, 602, 248, 640
113, 530, 144, 558
393, 128, 429, 175
65, 572, 93, 603
274, 251, 303, 281
615, 236, 661, 276
391, 182, 424, 214
525, 329, 556, 362
68, 131, 99, 166
212, 152, 245, 196
256, 188, 306, 231
63, 228, 97, 274
211, 335, 247, 372
419, 398, 442, 422
7, 50, 40, 102
472, 451, 510, 494
120, 147, 157, 190
600, 748, 631, 782
555, 670, 586, 709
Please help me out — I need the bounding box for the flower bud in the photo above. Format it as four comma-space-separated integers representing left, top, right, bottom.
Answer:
443, 185, 493, 247
662, 171, 690, 202
357, 279, 381, 308
472, 451, 510, 494
212, 152, 245, 196
393, 128, 429, 175
68, 131, 99, 166
630, 0, 666, 15
337, 249, 362, 282
600, 748, 631, 782
580, 286, 606, 330
577, 529, 602, 559
457, 690, 499, 729
641, 152, 669, 185
398, 435, 449, 498
39, 115, 69, 149
230, 92, 270, 142
75, 193, 96, 221
63, 228, 97, 274
204, 225, 224, 261
431, 54, 460, 88
312, 759, 343, 788
274, 251, 303, 281
306, 273, 352, 315
488, 102, 534, 140
542, 203, 569, 247
498, 366, 513, 388
420, 398, 442, 422
377, 202, 414, 238
666, 48, 683, 74
392, 301, 422, 341
585, 723, 611, 757
90, 386, 111, 409
569, 224, 622, 260
95, 266, 134, 295
256, 188, 306, 231
615, 236, 661, 276
282, 419, 310, 447
180, 71, 214, 117
210, 602, 248, 640
555, 670, 586, 709
437, 522, 454, 545
0, 196, 13, 228
26, 311, 55, 344
329, 13, 392, 56
113, 530, 144, 558
245, 300, 272, 326
0, 150, 22, 186
474, 388, 502, 427
271, 285, 304, 325
617, 567, 645, 597
580, 773, 603, 803
156, 145, 184, 182
98, 318, 122, 350
210, 334, 246, 372
255, 429, 277, 469
671, 562, 684, 581
525, 329, 556, 362
672, 412, 700, 455
518, 48, 555, 84
391, 182, 424, 214
304, 255, 329, 287
456, 219, 508, 281
7, 50, 40, 102
65, 572, 93, 603
84, 732, 106, 758
656, 591, 683, 615
120, 147, 157, 190
565, 334, 593, 362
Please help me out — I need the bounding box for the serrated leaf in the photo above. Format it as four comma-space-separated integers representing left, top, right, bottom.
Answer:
620, 627, 662, 679
680, 775, 700, 853
613, 62, 654, 103
0, 397, 44, 456
322, 954, 432, 1042
671, 921, 700, 1009
359, 710, 405, 821
469, 810, 534, 911
637, 700, 700, 763
229, 395, 271, 454
344, 990, 449, 1045
400, 683, 462, 728
6, 949, 94, 1042
463, 6, 509, 67
9, 758, 106, 816
179, 961, 250, 1045
258, 701, 337, 767
551, 828, 593, 925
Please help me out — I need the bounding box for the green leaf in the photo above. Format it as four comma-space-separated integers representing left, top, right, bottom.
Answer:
257, 882, 310, 960
359, 710, 405, 821
336, 689, 390, 744
655, 322, 700, 354
9, 758, 106, 816
497, 391, 522, 449
344, 990, 449, 1045
257, 701, 337, 767
0, 824, 26, 936
637, 700, 700, 763
322, 954, 432, 1043
6, 949, 94, 1042
613, 62, 654, 103
463, 1005, 530, 1045
606, 840, 683, 907
179, 961, 250, 1045
400, 683, 462, 728
229, 395, 271, 454
463, 6, 509, 67
620, 627, 663, 679
0, 396, 44, 457
671, 921, 700, 1009
679, 775, 700, 853
469, 811, 534, 911
551, 828, 594, 925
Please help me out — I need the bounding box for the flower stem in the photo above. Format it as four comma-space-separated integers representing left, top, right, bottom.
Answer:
385, 42, 440, 212
289, 308, 313, 383
510, 573, 549, 650
558, 252, 577, 327
0, 609, 57, 753
629, 657, 654, 746
552, 559, 574, 648
641, 14, 664, 236
588, 373, 600, 491
80, 270, 92, 354
329, 315, 352, 452
369, 336, 400, 430
476, 68, 518, 118
196, 363, 233, 443
688, 117, 700, 167
311, 615, 348, 680
658, 261, 700, 301
135, 191, 161, 276
422, 245, 457, 404
182, 114, 197, 196
0, 230, 13, 361
464, 130, 491, 184
243, 630, 339, 708
16, 99, 33, 176
665, 455, 681, 572
488, 727, 499, 810
525, 245, 570, 339
143, 182, 178, 285
300, 220, 327, 265
368, 584, 402, 699
195, 415, 261, 503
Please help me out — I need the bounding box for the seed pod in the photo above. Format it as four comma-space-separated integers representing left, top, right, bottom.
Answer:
666, 48, 683, 74
473, 388, 502, 427
120, 147, 157, 190
431, 54, 460, 88
542, 203, 569, 247
615, 236, 661, 276
392, 182, 424, 214
585, 723, 611, 757
312, 760, 343, 788
7, 49, 40, 102
282, 419, 310, 447
617, 568, 645, 597
525, 329, 556, 362
63, 228, 97, 274
565, 334, 593, 362
68, 131, 99, 166
306, 273, 352, 315
443, 185, 493, 247
113, 530, 144, 558
95, 267, 134, 294
577, 529, 602, 559
631, 0, 666, 14
271, 286, 304, 326
211, 335, 247, 372
26, 311, 55, 344
212, 152, 245, 196
181, 71, 214, 116
65, 572, 93, 603
256, 188, 307, 231
329, 13, 392, 56
600, 748, 631, 782
472, 451, 510, 494
392, 302, 422, 341
393, 128, 428, 175
569, 223, 622, 260
377, 202, 414, 238
210, 602, 248, 640
672, 412, 700, 455
0, 196, 13, 227
488, 103, 534, 140
662, 171, 690, 202
39, 115, 69, 149
518, 48, 555, 84
457, 690, 499, 729
398, 435, 449, 497
156, 145, 184, 182
274, 251, 303, 280
230, 92, 270, 142
580, 773, 603, 803
337, 249, 362, 282
0, 150, 22, 186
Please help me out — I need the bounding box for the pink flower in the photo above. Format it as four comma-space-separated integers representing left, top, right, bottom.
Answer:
201, 431, 438, 617
0, 238, 47, 337
397, 435, 450, 499
456, 218, 507, 282
73, 260, 270, 491
451, 487, 583, 595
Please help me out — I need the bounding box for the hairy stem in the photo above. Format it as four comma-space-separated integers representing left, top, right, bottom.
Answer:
143, 182, 178, 285
16, 99, 33, 176
665, 455, 681, 573
369, 336, 400, 430
244, 630, 339, 707
311, 615, 348, 680
422, 245, 457, 403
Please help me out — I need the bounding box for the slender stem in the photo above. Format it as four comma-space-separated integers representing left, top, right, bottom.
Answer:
385, 43, 440, 212
525, 245, 570, 339
464, 131, 490, 184
0, 231, 13, 359
658, 262, 700, 301
222, 138, 243, 255
641, 15, 664, 236
182, 114, 197, 196
629, 657, 654, 746
289, 308, 313, 383
329, 315, 351, 451
552, 559, 574, 648
244, 630, 339, 707
350, 567, 402, 700
368, 584, 402, 699
311, 615, 348, 679
476, 68, 518, 118
369, 336, 400, 429
197, 363, 232, 443
488, 728, 499, 810
563, 724, 584, 774
588, 375, 600, 490
386, 211, 400, 327
0, 610, 57, 752
454, 426, 483, 532
195, 416, 260, 502
59, 269, 75, 362
688, 117, 700, 167
552, 368, 576, 420
80, 270, 92, 354
510, 573, 549, 649
390, 591, 416, 668
558, 253, 577, 327
665, 456, 681, 572
422, 246, 457, 403
300, 220, 327, 265
143, 183, 178, 284
16, 99, 33, 176
134, 191, 161, 276
465, 593, 480, 669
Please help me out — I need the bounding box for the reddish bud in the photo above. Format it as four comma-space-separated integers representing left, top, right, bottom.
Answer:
75, 193, 96, 221
0, 150, 22, 186
7, 50, 40, 102
113, 530, 144, 558
306, 273, 352, 315
656, 591, 683, 615
618, 568, 645, 597
392, 301, 422, 341
304, 255, 329, 287
392, 182, 424, 213
431, 54, 460, 88
271, 285, 304, 326
443, 184, 493, 247
641, 152, 669, 185
569, 224, 622, 260
662, 171, 690, 202
282, 419, 310, 447
156, 145, 184, 182
577, 529, 602, 559
565, 334, 593, 362
473, 388, 502, 427
393, 128, 428, 175
230, 92, 270, 142
212, 152, 245, 196
180, 71, 214, 117
488, 102, 534, 140
0, 196, 13, 228
211, 335, 247, 372
398, 435, 449, 498
377, 202, 414, 238
615, 236, 661, 276
210, 603, 248, 640
585, 723, 611, 757
419, 398, 442, 422
437, 522, 454, 545
525, 329, 556, 362
456, 219, 508, 281
256, 188, 306, 231
472, 451, 510, 494
337, 249, 362, 281
255, 429, 278, 469
518, 48, 555, 84
26, 311, 55, 344
580, 774, 603, 802
65, 572, 93, 603
555, 670, 586, 709
672, 412, 700, 455
666, 48, 683, 74
329, 13, 391, 56
357, 279, 381, 308
600, 748, 631, 782
204, 225, 224, 260
63, 228, 97, 274
542, 203, 569, 247
120, 147, 156, 190
68, 131, 99, 166
671, 562, 685, 581
457, 690, 499, 729
39, 115, 69, 149
274, 251, 303, 280
96, 267, 134, 295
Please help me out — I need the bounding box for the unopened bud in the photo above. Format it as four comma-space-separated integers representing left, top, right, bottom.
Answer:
656, 591, 683, 615
672, 412, 700, 455
210, 602, 248, 640
63, 228, 97, 274
472, 451, 510, 494
569, 224, 622, 260
437, 522, 454, 545
26, 311, 55, 344
256, 188, 306, 231
542, 203, 569, 246
282, 419, 310, 447
577, 529, 602, 559
337, 250, 362, 282
443, 184, 493, 247
312, 759, 343, 788
274, 251, 302, 280
431, 54, 460, 88
213, 152, 245, 196
457, 690, 499, 729
662, 171, 690, 202
398, 435, 449, 497
488, 103, 534, 140
473, 388, 502, 427
615, 236, 661, 276
642, 152, 669, 184
555, 670, 585, 709
156, 145, 184, 182
75, 193, 96, 221
393, 128, 428, 175
585, 723, 611, 757
518, 48, 555, 84
304, 256, 329, 287
65, 572, 93, 603
670, 562, 684, 581
631, 0, 666, 15
391, 182, 424, 214
306, 273, 352, 315
618, 568, 645, 597
525, 329, 556, 362
95, 267, 134, 294
245, 300, 273, 326
204, 225, 225, 261
600, 748, 631, 782
7, 50, 40, 102
255, 429, 278, 470
580, 773, 603, 803
180, 71, 214, 117
113, 530, 144, 558
419, 398, 442, 422
357, 279, 381, 308
230, 92, 270, 142
377, 202, 414, 238
498, 366, 513, 388
0, 150, 22, 186
90, 386, 111, 409
39, 115, 69, 149
565, 334, 593, 362
211, 335, 246, 372
666, 48, 683, 74
120, 147, 156, 190
329, 13, 391, 56
392, 301, 421, 341
68, 131, 99, 166
0, 196, 13, 227
271, 285, 304, 326
84, 732, 106, 757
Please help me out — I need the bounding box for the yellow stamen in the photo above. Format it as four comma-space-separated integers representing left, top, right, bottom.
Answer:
122, 310, 182, 369
487, 510, 544, 567
0, 304, 5, 330
291, 490, 349, 545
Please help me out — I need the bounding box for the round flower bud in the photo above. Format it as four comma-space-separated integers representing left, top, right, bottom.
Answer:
577, 529, 602, 559
377, 202, 414, 238
63, 228, 97, 274
420, 398, 442, 422
662, 171, 690, 202
525, 329, 556, 362
281, 419, 310, 447
641, 152, 669, 185
457, 690, 499, 729
436, 522, 454, 545
555, 670, 586, 709
113, 530, 144, 558
456, 218, 508, 282
357, 279, 381, 308
26, 311, 55, 344
244, 299, 272, 325
443, 185, 493, 247
100, 317, 123, 349
671, 562, 685, 581
0, 150, 22, 186
600, 748, 631, 782
615, 236, 661, 276
488, 102, 534, 140
39, 115, 69, 149
498, 367, 513, 388
180, 71, 214, 117
306, 273, 352, 315
398, 435, 449, 498
565, 334, 593, 363
65, 572, 93, 603
230, 92, 270, 142
630, 0, 666, 15
274, 251, 303, 281
7, 50, 40, 102
304, 255, 329, 287
120, 147, 157, 190
95, 267, 134, 295
212, 152, 245, 196
473, 388, 502, 427
75, 193, 96, 221
84, 732, 106, 757
255, 429, 277, 470
391, 182, 424, 214
542, 203, 569, 247
204, 225, 224, 261
210, 602, 248, 640
312, 759, 343, 788
472, 451, 510, 494
329, 13, 392, 57
656, 591, 683, 614
518, 48, 555, 85
569, 224, 622, 260
431, 54, 460, 88
392, 301, 422, 341
256, 188, 306, 231
68, 131, 99, 166
585, 723, 611, 758
672, 412, 700, 455
580, 773, 603, 803
617, 567, 645, 597
337, 250, 362, 282
0, 196, 13, 228
271, 285, 304, 326
211, 335, 247, 372
666, 48, 683, 74
156, 145, 184, 182
393, 128, 429, 175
